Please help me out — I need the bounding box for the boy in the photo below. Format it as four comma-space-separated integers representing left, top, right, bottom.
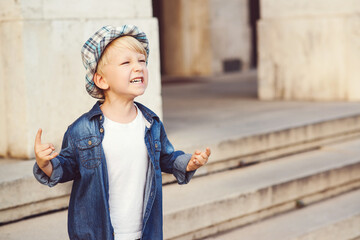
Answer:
33, 25, 211, 240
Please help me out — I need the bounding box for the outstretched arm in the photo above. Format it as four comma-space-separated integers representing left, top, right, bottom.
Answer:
158, 120, 211, 184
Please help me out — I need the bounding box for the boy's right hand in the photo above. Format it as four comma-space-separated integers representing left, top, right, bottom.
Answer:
34, 128, 58, 176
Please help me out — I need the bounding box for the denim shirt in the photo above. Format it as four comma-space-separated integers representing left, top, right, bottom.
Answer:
33, 101, 195, 240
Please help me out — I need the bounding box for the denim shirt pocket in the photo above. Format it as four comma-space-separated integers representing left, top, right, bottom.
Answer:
76, 136, 102, 169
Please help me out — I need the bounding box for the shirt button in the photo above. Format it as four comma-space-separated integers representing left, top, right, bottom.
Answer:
100, 128, 104, 133
155, 143, 158, 148
100, 115, 103, 120
88, 140, 92, 145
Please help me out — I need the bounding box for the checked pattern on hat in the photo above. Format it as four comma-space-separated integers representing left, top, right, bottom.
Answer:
81, 25, 149, 99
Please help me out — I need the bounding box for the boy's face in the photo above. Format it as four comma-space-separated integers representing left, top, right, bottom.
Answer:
99, 47, 148, 101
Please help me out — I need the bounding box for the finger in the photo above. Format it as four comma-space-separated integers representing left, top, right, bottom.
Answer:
193, 159, 200, 166
194, 150, 201, 155
40, 148, 54, 157
37, 143, 54, 152
194, 156, 205, 165
45, 152, 58, 161
206, 147, 211, 157
35, 128, 42, 146
192, 157, 200, 165
200, 152, 208, 160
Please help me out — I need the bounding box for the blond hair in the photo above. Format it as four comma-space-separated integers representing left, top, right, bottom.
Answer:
96, 36, 148, 76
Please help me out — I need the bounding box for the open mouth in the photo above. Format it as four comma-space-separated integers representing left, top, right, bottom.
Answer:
130, 77, 143, 84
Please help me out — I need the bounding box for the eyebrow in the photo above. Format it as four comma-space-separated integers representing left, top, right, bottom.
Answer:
118, 54, 145, 60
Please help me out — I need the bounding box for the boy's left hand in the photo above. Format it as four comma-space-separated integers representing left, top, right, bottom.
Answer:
186, 147, 211, 172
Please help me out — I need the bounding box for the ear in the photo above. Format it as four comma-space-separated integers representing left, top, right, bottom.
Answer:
93, 72, 109, 90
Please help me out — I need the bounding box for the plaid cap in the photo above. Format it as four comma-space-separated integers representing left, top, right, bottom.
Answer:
81, 25, 149, 99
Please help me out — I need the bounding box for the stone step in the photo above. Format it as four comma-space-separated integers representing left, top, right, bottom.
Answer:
2, 138, 360, 239
0, 159, 71, 223
166, 109, 360, 183
163, 138, 360, 239
163, 73, 360, 179
163, 100, 360, 183
208, 189, 360, 240
2, 126, 360, 225
0, 210, 68, 240
3, 109, 360, 225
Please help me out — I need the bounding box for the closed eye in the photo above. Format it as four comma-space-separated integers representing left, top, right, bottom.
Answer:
121, 61, 130, 65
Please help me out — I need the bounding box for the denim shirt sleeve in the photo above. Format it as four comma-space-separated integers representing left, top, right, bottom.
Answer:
33, 158, 63, 187
172, 153, 196, 184
159, 122, 196, 185
33, 127, 77, 187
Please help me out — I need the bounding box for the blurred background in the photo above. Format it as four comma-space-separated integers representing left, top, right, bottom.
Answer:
1, 0, 360, 239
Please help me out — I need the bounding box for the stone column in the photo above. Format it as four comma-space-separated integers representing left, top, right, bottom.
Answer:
161, 0, 213, 76
0, 0, 161, 159
161, 0, 252, 76
258, 0, 360, 101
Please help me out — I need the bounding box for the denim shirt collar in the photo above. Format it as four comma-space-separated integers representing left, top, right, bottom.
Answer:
87, 101, 160, 125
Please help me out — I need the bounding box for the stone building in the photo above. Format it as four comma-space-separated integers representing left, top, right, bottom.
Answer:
1, 1, 360, 239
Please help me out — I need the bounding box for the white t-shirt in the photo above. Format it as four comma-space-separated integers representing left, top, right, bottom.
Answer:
102, 105, 148, 240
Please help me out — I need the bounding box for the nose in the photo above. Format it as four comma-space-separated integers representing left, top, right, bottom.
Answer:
133, 61, 143, 72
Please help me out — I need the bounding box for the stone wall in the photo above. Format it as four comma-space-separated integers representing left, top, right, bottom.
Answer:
258, 0, 360, 101
0, 0, 161, 158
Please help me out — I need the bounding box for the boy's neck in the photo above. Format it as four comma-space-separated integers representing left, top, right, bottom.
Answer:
100, 98, 137, 124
